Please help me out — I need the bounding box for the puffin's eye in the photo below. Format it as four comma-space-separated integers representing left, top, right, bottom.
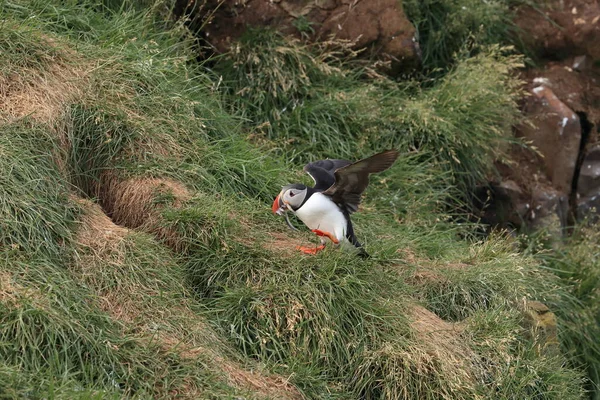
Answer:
289, 191, 295, 197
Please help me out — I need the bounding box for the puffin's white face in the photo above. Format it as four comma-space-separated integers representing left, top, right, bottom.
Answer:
272, 184, 308, 215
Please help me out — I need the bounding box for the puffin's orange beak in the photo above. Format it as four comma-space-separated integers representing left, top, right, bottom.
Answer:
272, 193, 282, 214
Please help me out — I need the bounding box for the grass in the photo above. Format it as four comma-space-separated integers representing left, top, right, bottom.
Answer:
523, 226, 600, 399
403, 0, 522, 71
0, 121, 78, 259
1, 0, 599, 398
214, 31, 523, 194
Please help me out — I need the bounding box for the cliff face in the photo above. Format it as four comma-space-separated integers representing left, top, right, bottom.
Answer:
482, 0, 600, 236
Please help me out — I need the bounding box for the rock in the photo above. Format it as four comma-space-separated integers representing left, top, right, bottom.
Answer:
176, 0, 420, 74
572, 55, 591, 71
577, 144, 600, 198
577, 144, 600, 221
521, 300, 560, 356
527, 186, 569, 237
491, 0, 600, 232
523, 62, 600, 130
514, 0, 600, 62
483, 143, 573, 237
475, 179, 529, 230
317, 0, 419, 72
577, 194, 600, 221
517, 85, 582, 194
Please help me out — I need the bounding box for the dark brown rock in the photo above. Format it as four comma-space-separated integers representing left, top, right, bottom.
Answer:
528, 186, 569, 236
515, 0, 600, 62
523, 62, 600, 133
318, 0, 418, 69
475, 179, 529, 230
488, 0, 600, 232
517, 85, 582, 194
577, 194, 600, 221
181, 0, 419, 73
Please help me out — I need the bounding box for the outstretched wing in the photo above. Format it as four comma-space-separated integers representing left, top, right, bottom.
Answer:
322, 150, 399, 213
303, 158, 352, 191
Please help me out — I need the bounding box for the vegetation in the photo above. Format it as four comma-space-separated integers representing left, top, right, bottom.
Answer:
0, 0, 598, 399
403, 0, 521, 71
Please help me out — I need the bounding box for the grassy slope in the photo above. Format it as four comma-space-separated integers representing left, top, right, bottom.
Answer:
0, 0, 598, 399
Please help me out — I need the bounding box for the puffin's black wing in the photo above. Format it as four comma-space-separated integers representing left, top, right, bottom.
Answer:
322, 150, 399, 213
304, 159, 352, 191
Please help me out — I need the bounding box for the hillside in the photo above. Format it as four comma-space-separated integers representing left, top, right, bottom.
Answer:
1, 0, 599, 399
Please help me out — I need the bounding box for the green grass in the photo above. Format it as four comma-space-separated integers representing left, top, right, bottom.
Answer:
66, 104, 136, 197
403, 0, 522, 71
214, 31, 523, 194
1, 0, 599, 398
0, 121, 78, 259
523, 226, 600, 399
0, 248, 249, 399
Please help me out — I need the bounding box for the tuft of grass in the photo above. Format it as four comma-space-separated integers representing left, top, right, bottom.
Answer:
65, 104, 136, 197
523, 226, 600, 398
147, 188, 588, 398
0, 121, 78, 259
466, 308, 586, 399
375, 45, 525, 193
0, 23, 61, 74
0, 250, 248, 399
403, 0, 520, 71
214, 29, 368, 162
216, 29, 347, 123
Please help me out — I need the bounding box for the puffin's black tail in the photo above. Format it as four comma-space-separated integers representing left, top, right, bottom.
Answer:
345, 217, 370, 258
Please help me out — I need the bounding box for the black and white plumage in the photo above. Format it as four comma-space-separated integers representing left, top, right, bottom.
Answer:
272, 150, 399, 256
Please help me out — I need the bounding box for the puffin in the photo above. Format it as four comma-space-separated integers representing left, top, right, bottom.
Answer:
271, 149, 399, 256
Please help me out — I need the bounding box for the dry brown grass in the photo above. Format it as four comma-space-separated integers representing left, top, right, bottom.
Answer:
157, 333, 301, 400
0, 36, 89, 125
76, 197, 129, 253
0, 270, 47, 309
163, 333, 299, 398
98, 174, 191, 247
263, 231, 311, 256
402, 251, 471, 286
73, 198, 137, 322
73, 197, 302, 399
218, 357, 301, 400
0, 271, 21, 306
0, 65, 87, 123
408, 305, 479, 392
100, 174, 191, 226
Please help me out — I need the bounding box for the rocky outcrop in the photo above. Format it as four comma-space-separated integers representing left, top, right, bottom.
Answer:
481, 83, 581, 236
515, 0, 600, 62
175, 0, 420, 73
478, 0, 600, 234
518, 85, 581, 194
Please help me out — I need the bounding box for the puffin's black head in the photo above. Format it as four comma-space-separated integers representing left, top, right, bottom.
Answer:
272, 184, 309, 214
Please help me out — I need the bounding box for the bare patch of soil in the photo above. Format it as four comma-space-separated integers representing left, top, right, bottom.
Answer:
99, 174, 192, 248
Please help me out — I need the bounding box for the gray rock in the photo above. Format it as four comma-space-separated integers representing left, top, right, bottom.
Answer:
577, 144, 600, 198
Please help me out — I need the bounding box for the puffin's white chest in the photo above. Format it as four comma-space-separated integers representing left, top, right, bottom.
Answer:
293, 192, 347, 242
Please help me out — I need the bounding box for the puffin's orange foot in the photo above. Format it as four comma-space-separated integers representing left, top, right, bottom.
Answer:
311, 229, 339, 244
296, 244, 326, 255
